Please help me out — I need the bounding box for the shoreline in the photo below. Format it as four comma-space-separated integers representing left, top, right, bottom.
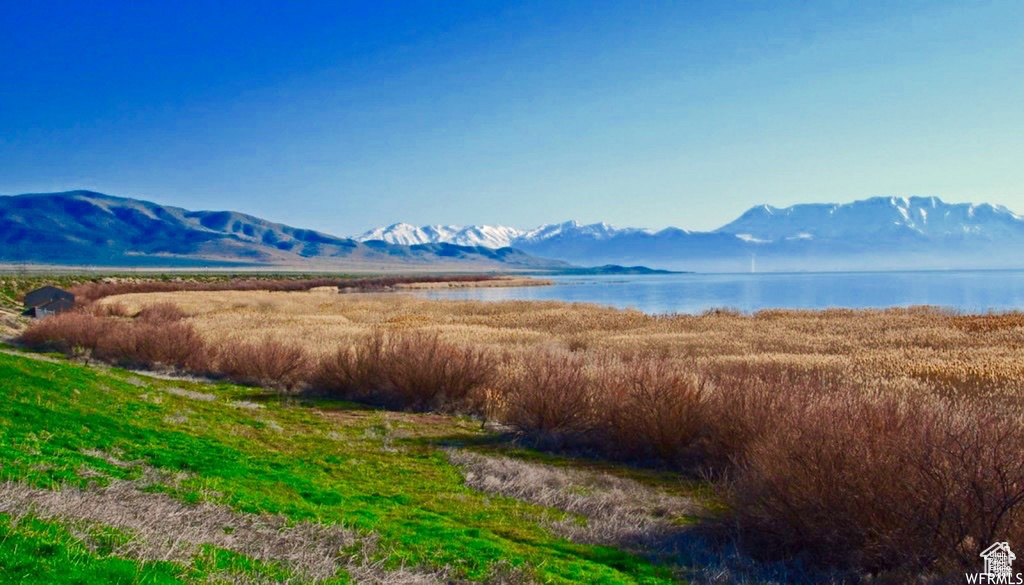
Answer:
391, 276, 553, 290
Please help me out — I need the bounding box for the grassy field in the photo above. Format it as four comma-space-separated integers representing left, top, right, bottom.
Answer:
10, 284, 1024, 581
0, 347, 705, 583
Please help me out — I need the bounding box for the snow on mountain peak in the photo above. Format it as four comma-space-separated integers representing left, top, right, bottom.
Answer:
353, 197, 1023, 261
717, 196, 1023, 242
355, 220, 650, 248
355, 223, 525, 248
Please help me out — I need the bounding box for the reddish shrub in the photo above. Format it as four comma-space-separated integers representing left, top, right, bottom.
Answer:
216, 339, 311, 390
313, 331, 496, 412
383, 332, 496, 412
701, 361, 849, 468
19, 312, 108, 354
597, 356, 707, 466
135, 302, 187, 323
727, 391, 1024, 576
91, 320, 139, 364
19, 310, 211, 372
498, 351, 598, 447
132, 321, 212, 371
312, 332, 389, 403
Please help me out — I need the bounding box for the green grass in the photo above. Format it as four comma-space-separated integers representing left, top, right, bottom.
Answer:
0, 513, 303, 584
0, 348, 681, 583
0, 513, 183, 584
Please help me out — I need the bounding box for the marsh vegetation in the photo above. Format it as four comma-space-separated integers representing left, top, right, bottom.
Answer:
12, 284, 1024, 581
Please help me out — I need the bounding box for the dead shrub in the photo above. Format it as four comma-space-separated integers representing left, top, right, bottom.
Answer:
313, 331, 496, 412
20, 310, 211, 372
383, 331, 496, 412
700, 361, 849, 468
19, 312, 108, 354
132, 321, 212, 371
597, 356, 708, 466
727, 391, 1024, 577
91, 320, 139, 364
216, 338, 311, 391
498, 350, 598, 448
135, 302, 187, 323
312, 331, 389, 403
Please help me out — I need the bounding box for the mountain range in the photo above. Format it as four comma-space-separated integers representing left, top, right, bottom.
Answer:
0, 191, 567, 270
3, 191, 1023, 272
356, 196, 1024, 272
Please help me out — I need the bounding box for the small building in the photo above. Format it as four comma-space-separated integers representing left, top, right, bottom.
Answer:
23, 286, 75, 318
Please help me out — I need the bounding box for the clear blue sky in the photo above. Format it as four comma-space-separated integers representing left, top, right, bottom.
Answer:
2, 1, 1023, 235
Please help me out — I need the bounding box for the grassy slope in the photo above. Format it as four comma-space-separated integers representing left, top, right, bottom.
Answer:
0, 349, 678, 584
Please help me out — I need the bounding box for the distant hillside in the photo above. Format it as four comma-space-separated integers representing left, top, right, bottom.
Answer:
357, 196, 1024, 272
0, 191, 568, 270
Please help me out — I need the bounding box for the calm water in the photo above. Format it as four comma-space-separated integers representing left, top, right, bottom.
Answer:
418, 271, 1024, 314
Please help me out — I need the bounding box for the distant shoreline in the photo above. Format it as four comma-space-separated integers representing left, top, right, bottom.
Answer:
0, 263, 544, 276
0, 262, 678, 277
392, 276, 552, 290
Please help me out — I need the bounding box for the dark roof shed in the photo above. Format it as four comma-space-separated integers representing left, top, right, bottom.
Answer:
24, 286, 75, 309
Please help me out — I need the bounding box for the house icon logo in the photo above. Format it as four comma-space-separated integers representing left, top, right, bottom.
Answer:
968, 542, 1022, 584
982, 543, 1016, 579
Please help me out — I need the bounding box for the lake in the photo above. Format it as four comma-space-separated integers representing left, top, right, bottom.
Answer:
417, 271, 1024, 314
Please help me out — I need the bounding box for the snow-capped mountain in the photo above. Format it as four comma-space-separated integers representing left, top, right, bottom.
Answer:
517, 221, 649, 243
356, 223, 526, 248
355, 220, 648, 248
355, 196, 1024, 272
716, 196, 1024, 243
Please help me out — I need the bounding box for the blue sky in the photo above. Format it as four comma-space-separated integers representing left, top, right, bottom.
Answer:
2, 1, 1023, 234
